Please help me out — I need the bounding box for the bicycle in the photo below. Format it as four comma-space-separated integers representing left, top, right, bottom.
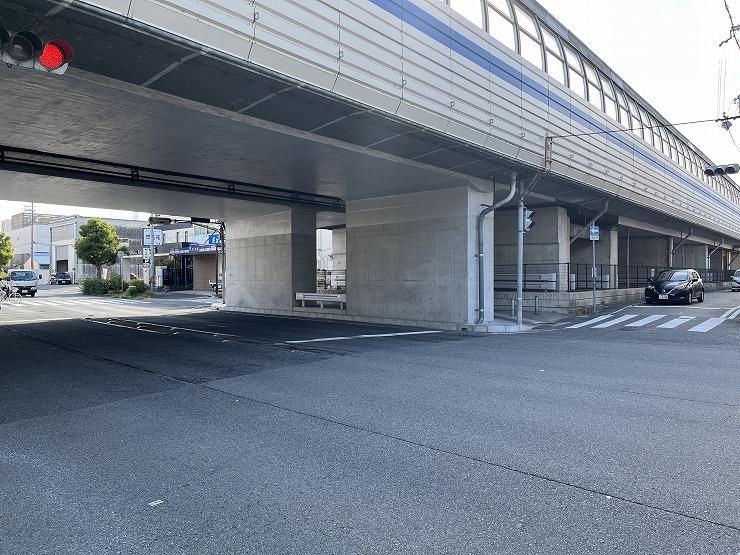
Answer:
0, 281, 21, 308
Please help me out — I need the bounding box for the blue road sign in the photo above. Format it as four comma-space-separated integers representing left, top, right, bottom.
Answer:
207, 233, 221, 245
589, 225, 600, 240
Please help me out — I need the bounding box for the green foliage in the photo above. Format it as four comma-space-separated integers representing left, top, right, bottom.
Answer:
127, 278, 148, 296
80, 277, 110, 295
80, 276, 130, 296
107, 274, 129, 292
74, 218, 124, 277
0, 233, 14, 270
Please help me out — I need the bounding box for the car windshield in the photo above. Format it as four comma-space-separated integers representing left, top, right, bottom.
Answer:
735, 270, 740, 277
655, 270, 688, 281
10, 271, 36, 280
59, 273, 70, 278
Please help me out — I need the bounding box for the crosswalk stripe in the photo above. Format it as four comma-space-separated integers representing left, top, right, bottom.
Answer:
592, 314, 638, 328
688, 318, 726, 333
625, 314, 667, 327
566, 314, 614, 328
657, 316, 695, 329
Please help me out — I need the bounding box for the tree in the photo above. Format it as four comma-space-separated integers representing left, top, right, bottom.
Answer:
0, 233, 13, 271
74, 218, 124, 278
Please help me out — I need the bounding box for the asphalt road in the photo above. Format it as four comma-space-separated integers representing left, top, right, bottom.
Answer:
1, 289, 739, 554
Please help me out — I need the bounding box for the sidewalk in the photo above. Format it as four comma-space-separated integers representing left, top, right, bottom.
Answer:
151, 289, 217, 300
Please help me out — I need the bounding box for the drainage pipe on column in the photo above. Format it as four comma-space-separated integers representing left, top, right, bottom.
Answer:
475, 171, 517, 325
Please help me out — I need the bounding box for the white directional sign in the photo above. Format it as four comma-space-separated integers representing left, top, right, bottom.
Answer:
142, 246, 152, 264
589, 225, 600, 241
143, 228, 163, 246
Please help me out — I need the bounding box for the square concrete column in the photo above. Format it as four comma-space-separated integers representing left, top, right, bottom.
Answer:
225, 208, 316, 310
346, 186, 492, 327
682, 244, 709, 269
495, 206, 570, 291
570, 225, 618, 266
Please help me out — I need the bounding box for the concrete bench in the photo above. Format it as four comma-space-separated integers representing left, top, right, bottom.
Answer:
495, 272, 557, 291
296, 292, 346, 309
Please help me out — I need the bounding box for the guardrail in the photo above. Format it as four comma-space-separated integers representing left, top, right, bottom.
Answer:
317, 269, 345, 293
494, 264, 733, 292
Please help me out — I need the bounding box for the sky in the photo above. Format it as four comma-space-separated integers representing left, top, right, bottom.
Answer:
2, 0, 739, 221
538, 0, 740, 179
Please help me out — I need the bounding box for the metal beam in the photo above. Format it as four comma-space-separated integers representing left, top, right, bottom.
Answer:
0, 145, 345, 211
570, 200, 609, 244
670, 228, 693, 255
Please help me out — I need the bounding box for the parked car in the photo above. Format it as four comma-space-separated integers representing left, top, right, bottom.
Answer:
645, 268, 704, 304
732, 269, 740, 292
49, 272, 73, 285
8, 269, 39, 297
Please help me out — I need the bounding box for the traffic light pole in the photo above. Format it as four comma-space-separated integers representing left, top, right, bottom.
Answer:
516, 193, 524, 328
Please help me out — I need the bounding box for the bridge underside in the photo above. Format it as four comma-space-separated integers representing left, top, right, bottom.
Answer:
0, 0, 737, 327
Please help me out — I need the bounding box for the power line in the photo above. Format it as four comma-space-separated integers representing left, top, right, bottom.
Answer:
720, 0, 740, 50
549, 114, 740, 140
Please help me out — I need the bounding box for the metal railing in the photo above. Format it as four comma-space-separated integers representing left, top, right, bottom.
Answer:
494, 263, 734, 293
162, 268, 193, 290
317, 269, 346, 293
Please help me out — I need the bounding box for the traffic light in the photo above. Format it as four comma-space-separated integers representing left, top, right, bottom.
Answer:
0, 25, 74, 74
522, 207, 535, 233
704, 163, 740, 176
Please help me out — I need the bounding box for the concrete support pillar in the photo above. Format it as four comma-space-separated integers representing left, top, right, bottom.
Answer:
494, 206, 570, 291
683, 244, 709, 269
331, 228, 346, 271
225, 208, 316, 310
346, 186, 490, 327
570, 225, 618, 265
618, 234, 671, 268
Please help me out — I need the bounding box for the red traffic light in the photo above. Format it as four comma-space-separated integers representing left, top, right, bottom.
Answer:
38, 39, 74, 70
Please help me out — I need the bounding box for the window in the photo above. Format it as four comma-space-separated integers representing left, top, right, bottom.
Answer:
601, 75, 618, 121
668, 134, 678, 163
540, 25, 565, 84
450, 0, 484, 28
615, 88, 630, 128
658, 125, 670, 156
583, 60, 602, 110
562, 43, 585, 98
627, 99, 642, 137
486, 0, 516, 51
513, 5, 542, 69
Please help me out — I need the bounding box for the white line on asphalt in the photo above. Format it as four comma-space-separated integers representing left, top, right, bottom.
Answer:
656, 316, 696, 329
625, 314, 667, 327
112, 319, 237, 336
688, 318, 727, 333
284, 330, 442, 344
86, 320, 163, 334
591, 314, 638, 328
720, 304, 740, 319
565, 315, 614, 329
148, 500, 164, 507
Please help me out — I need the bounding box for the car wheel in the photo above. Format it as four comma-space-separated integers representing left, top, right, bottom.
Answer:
698, 290, 704, 303
30, 292, 36, 297
685, 291, 692, 305
645, 298, 653, 305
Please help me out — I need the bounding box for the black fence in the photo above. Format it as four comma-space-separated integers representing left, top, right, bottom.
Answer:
317, 269, 346, 293
495, 264, 734, 292
162, 268, 193, 290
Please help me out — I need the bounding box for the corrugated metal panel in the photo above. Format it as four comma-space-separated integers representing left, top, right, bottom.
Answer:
336, 0, 403, 113
251, 0, 340, 91
129, 0, 254, 60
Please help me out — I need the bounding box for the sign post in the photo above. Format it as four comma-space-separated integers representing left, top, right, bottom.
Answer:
142, 226, 163, 292
117, 250, 124, 292
589, 225, 600, 313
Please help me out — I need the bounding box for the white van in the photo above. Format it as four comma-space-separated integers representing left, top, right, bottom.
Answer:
9, 269, 39, 297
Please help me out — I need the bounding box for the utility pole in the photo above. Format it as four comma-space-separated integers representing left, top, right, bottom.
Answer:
516, 189, 524, 328
29, 203, 34, 272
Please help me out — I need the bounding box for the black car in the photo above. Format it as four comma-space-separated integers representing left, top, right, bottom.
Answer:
645, 269, 704, 304
732, 269, 740, 292
49, 272, 73, 285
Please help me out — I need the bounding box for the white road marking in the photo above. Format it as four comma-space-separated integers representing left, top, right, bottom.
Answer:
284, 330, 442, 344
148, 500, 164, 507
656, 316, 696, 329
688, 318, 727, 333
625, 314, 667, 327
86, 320, 163, 334
112, 319, 237, 336
565, 315, 614, 329
720, 304, 740, 319
591, 314, 638, 328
